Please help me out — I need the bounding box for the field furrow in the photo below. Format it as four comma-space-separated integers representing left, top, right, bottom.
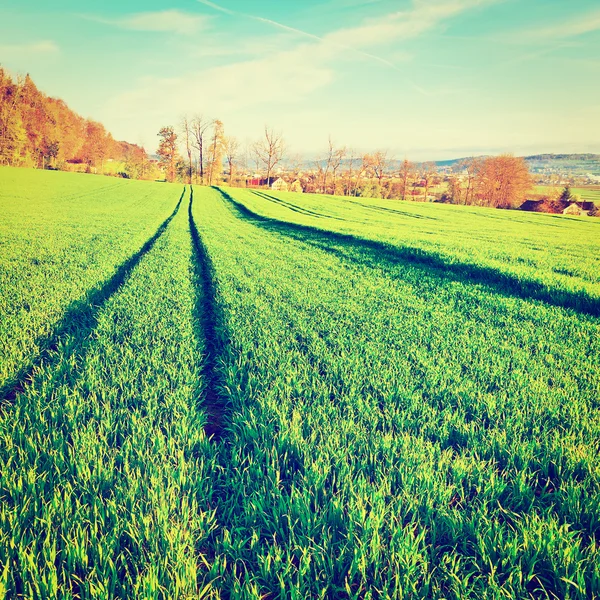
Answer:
0, 187, 221, 598
188, 186, 599, 598
0, 168, 183, 393
1, 170, 599, 599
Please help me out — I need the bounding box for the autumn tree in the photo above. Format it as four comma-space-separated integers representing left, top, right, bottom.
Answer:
79, 120, 112, 171
253, 126, 285, 186
124, 144, 149, 180
0, 69, 27, 165
474, 155, 532, 208
157, 126, 178, 183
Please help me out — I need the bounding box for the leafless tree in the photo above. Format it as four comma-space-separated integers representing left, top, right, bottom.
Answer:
181, 116, 193, 184
322, 136, 346, 195
223, 135, 239, 186
253, 126, 285, 186
207, 120, 225, 186
191, 115, 213, 184
371, 150, 389, 189
343, 149, 359, 196
421, 161, 437, 202
399, 159, 414, 201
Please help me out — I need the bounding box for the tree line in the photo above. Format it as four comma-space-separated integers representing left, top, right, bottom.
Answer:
157, 118, 533, 208
0, 69, 150, 177
1, 70, 534, 208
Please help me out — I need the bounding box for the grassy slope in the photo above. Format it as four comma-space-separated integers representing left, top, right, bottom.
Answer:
0, 167, 179, 393
191, 187, 599, 598
0, 186, 221, 598
223, 187, 600, 311
0, 169, 598, 598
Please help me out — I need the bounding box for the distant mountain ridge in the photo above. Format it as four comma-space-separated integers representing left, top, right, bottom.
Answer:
435, 154, 600, 174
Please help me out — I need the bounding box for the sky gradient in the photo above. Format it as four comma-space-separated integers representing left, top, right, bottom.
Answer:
1, 0, 599, 160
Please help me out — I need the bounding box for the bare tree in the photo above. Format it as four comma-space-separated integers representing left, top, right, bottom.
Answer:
181, 116, 193, 184
322, 136, 335, 194
372, 150, 389, 189
421, 161, 437, 202
399, 159, 414, 201
344, 149, 359, 196
458, 158, 483, 205
207, 120, 225, 186
322, 136, 346, 195
191, 115, 212, 184
223, 135, 239, 186
253, 126, 285, 186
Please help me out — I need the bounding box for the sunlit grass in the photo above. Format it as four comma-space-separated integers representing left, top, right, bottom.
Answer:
1, 169, 598, 598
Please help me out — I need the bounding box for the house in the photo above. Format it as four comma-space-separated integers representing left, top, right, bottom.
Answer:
563, 203, 583, 216
271, 178, 288, 191
563, 201, 595, 216
290, 180, 303, 193
520, 199, 553, 213
520, 199, 596, 215
246, 176, 278, 188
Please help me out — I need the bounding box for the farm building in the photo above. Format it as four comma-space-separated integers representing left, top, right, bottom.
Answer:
563, 203, 583, 216
271, 178, 288, 192
246, 176, 278, 187
290, 180, 303, 193
520, 199, 596, 216
520, 199, 549, 212
562, 201, 595, 216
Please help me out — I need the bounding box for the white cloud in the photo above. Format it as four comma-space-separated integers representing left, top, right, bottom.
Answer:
325, 0, 498, 48
89, 10, 209, 35
102, 0, 499, 143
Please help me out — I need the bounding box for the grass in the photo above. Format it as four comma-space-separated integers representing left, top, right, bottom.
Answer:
1, 168, 599, 598
534, 185, 600, 204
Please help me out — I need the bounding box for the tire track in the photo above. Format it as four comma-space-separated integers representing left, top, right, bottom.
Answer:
215, 186, 600, 318
0, 187, 187, 406
188, 186, 229, 440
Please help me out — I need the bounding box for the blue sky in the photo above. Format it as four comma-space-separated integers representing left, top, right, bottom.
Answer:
1, 0, 599, 159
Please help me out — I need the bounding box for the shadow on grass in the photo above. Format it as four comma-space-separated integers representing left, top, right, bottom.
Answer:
345, 197, 438, 221
252, 190, 351, 222
0, 188, 186, 406
215, 187, 600, 318
188, 186, 230, 441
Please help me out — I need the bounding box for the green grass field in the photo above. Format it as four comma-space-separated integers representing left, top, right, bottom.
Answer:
534, 185, 600, 204
1, 168, 599, 599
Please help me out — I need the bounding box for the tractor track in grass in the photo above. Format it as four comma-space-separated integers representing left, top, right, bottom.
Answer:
188, 186, 229, 440
252, 190, 353, 222
0, 187, 186, 406
216, 186, 600, 318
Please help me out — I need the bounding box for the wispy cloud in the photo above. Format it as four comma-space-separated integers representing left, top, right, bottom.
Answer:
106, 0, 499, 134
506, 8, 600, 42
0, 40, 60, 59
87, 10, 209, 36
326, 0, 498, 48
198, 0, 496, 73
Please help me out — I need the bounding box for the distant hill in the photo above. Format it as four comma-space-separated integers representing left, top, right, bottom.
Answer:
435, 154, 600, 176
304, 154, 600, 177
